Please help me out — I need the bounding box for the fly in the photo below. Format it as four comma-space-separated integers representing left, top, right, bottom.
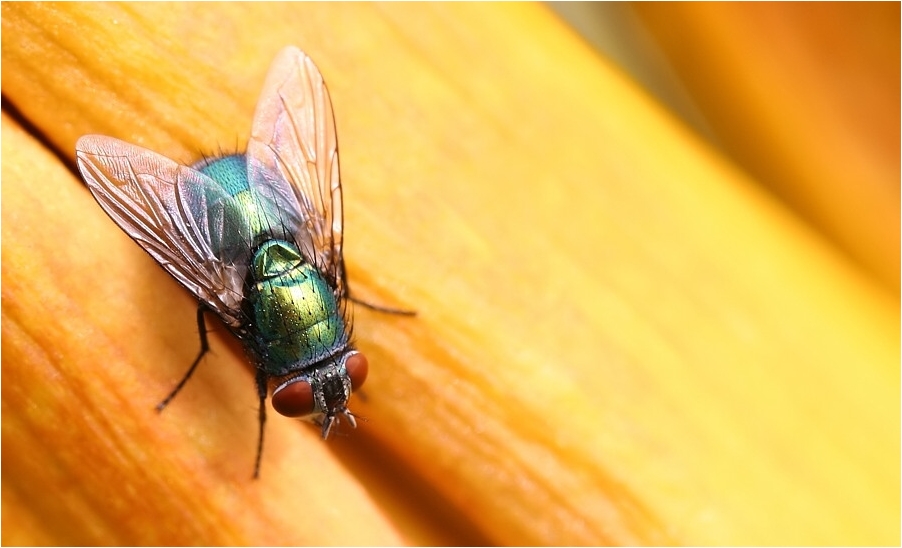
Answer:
75, 46, 411, 477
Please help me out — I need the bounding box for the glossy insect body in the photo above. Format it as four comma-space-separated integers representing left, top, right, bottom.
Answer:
76, 47, 372, 477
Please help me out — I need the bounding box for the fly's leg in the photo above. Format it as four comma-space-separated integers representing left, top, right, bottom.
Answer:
349, 295, 416, 316
156, 304, 210, 412
341, 268, 416, 316
253, 368, 268, 479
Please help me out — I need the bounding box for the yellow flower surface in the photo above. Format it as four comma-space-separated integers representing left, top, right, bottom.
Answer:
2, 3, 898, 545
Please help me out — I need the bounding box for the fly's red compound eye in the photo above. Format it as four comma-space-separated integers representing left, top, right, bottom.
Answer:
272, 353, 367, 418
345, 352, 369, 392
271, 380, 315, 418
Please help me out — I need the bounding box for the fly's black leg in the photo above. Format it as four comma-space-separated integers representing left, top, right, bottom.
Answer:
156, 304, 210, 412
340, 264, 415, 315
253, 368, 268, 479
348, 295, 416, 316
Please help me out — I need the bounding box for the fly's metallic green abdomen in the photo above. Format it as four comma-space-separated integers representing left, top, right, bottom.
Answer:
197, 156, 350, 376
247, 240, 347, 376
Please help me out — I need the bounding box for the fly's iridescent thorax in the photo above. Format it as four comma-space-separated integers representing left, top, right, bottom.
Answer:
194, 154, 292, 261
246, 240, 349, 376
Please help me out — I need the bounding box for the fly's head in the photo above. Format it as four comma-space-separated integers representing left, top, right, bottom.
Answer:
270, 350, 368, 438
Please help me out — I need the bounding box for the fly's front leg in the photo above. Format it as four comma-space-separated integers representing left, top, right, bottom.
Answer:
156, 304, 210, 412
253, 368, 268, 479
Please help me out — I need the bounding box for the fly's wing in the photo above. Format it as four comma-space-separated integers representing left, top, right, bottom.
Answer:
76, 136, 246, 328
246, 46, 345, 295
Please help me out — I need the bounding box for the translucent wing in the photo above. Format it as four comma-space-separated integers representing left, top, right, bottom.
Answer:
246, 46, 345, 294
76, 135, 247, 328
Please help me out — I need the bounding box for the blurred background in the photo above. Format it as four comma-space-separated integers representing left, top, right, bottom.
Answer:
550, 2, 900, 294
